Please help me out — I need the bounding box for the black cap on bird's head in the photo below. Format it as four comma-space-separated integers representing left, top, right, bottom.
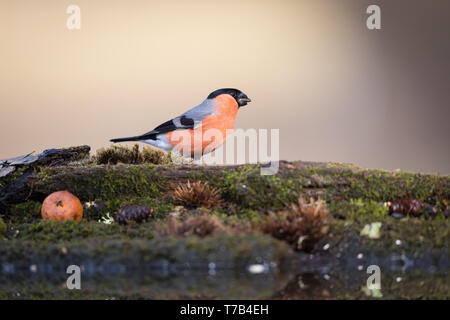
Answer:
207, 88, 251, 107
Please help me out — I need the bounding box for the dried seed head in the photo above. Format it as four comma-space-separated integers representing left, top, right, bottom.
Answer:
158, 214, 226, 237
259, 197, 330, 252
94, 144, 169, 165
172, 181, 222, 208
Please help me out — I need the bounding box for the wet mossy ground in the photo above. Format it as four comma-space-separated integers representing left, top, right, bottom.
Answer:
0, 157, 449, 299
2, 161, 449, 255
2, 161, 448, 253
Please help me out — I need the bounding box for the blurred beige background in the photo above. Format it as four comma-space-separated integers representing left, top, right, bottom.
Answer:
1, 0, 449, 173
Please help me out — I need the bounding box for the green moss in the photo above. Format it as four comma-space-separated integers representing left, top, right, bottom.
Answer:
0, 216, 6, 238
26, 220, 121, 241
212, 208, 263, 226
322, 169, 449, 203
7, 201, 42, 223
329, 198, 388, 221
324, 162, 362, 170
211, 165, 302, 210
11, 219, 157, 242
35, 165, 167, 201
83, 197, 174, 222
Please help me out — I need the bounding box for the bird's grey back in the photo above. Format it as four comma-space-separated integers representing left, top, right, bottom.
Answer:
173, 98, 217, 128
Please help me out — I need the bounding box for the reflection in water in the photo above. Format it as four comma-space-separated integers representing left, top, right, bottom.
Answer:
273, 270, 449, 299
0, 267, 292, 300
0, 265, 447, 299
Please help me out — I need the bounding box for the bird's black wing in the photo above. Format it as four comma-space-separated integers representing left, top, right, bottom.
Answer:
110, 115, 197, 143
137, 115, 195, 140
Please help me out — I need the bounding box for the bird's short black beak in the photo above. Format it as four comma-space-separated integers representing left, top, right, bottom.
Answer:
238, 97, 251, 107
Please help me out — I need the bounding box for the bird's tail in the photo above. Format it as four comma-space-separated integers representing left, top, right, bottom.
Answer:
110, 136, 142, 143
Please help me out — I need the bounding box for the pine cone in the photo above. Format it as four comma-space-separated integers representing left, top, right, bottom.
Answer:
115, 205, 152, 225
387, 198, 425, 217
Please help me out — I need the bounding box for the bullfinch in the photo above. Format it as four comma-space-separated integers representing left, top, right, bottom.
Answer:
110, 88, 251, 158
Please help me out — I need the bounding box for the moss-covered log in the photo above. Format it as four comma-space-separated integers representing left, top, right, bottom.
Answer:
3, 159, 448, 207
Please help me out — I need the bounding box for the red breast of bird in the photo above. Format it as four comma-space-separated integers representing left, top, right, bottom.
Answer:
109, 88, 251, 157
165, 94, 238, 157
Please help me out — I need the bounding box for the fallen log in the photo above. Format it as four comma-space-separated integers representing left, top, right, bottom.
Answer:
0, 146, 90, 204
